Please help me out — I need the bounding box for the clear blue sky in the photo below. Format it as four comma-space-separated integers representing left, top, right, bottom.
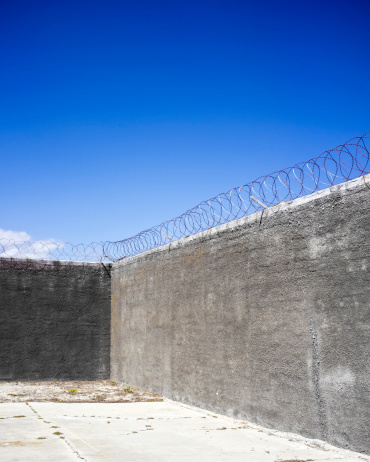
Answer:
1, 0, 369, 244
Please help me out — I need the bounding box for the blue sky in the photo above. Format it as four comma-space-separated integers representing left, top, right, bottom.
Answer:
1, 0, 369, 244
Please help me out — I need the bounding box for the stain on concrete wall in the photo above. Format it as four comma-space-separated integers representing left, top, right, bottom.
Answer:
111, 175, 370, 454
0, 261, 111, 380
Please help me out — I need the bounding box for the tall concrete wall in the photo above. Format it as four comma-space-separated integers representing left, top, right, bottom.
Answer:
0, 261, 111, 380
111, 175, 370, 454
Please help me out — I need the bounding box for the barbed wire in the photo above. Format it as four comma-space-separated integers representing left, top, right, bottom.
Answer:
1, 132, 369, 269
0, 240, 107, 271
103, 131, 369, 260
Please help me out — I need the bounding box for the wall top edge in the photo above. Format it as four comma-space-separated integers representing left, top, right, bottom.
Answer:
114, 174, 370, 268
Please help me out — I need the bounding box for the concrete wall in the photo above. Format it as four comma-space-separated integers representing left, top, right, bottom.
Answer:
111, 175, 370, 454
0, 260, 111, 380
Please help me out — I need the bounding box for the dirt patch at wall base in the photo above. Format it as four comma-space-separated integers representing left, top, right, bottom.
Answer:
0, 380, 163, 403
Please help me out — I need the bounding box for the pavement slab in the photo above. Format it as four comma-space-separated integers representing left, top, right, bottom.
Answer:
0, 400, 369, 462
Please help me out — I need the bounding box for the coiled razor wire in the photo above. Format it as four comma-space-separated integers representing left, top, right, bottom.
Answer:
1, 132, 369, 269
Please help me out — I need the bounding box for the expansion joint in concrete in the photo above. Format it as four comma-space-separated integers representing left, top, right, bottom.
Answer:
26, 403, 87, 461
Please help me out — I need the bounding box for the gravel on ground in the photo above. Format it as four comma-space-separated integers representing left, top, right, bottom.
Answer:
0, 380, 163, 403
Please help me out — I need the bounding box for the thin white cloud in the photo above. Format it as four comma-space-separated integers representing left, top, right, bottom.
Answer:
0, 229, 64, 260
0, 228, 31, 242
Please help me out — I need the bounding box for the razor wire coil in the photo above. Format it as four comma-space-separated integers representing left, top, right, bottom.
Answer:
1, 132, 369, 269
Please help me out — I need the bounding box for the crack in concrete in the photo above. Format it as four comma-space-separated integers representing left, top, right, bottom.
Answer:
63, 437, 88, 461
26, 403, 87, 461
308, 320, 328, 441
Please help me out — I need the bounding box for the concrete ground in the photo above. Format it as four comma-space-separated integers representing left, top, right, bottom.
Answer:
1, 400, 369, 462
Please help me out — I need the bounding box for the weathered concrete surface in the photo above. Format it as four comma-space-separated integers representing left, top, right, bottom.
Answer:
1, 401, 368, 461
0, 261, 111, 381
111, 175, 370, 454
